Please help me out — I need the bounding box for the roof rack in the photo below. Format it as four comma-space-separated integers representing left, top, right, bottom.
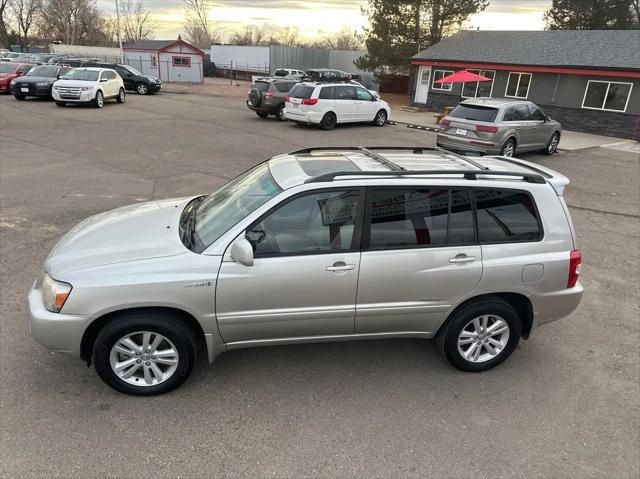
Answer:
304, 170, 546, 184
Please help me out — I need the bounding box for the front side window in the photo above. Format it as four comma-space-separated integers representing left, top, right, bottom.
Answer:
432, 70, 453, 91
582, 81, 632, 112
475, 190, 541, 243
194, 162, 282, 251
462, 69, 495, 98
172, 56, 190, 67
367, 189, 474, 249
505, 72, 532, 99
356, 87, 374, 101
247, 190, 361, 257
529, 105, 547, 121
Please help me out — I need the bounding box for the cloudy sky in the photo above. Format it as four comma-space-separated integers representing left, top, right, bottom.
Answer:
96, 0, 552, 42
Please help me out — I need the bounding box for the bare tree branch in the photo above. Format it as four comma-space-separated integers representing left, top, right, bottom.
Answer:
119, 0, 155, 43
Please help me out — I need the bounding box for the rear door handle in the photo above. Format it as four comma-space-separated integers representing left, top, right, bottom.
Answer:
326, 262, 356, 272
449, 254, 477, 264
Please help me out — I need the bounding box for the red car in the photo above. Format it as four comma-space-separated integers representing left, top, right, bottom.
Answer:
0, 63, 33, 93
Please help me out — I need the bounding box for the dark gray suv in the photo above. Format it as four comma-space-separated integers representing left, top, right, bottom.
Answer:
247, 78, 298, 121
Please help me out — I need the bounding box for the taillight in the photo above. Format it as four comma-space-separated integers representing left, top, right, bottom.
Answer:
567, 250, 582, 288
284, 96, 290, 102
265, 92, 273, 99
476, 124, 499, 133
302, 98, 318, 105
441, 119, 451, 126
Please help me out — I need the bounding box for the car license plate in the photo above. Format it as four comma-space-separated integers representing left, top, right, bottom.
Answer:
293, 103, 299, 108
456, 128, 467, 136
21, 87, 29, 92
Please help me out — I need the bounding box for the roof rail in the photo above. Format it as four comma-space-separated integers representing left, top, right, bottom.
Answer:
304, 169, 547, 184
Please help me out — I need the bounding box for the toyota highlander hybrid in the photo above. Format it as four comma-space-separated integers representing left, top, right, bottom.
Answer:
28, 147, 583, 395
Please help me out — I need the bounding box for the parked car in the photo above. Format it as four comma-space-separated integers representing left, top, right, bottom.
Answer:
81, 62, 161, 95
247, 78, 299, 120
0, 63, 33, 93
303, 68, 351, 82
274, 68, 306, 80
10, 64, 72, 99
0, 52, 24, 62
284, 81, 390, 130
27, 146, 583, 395
52, 67, 125, 108
436, 98, 562, 157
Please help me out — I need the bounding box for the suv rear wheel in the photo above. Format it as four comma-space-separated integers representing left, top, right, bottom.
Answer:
437, 297, 521, 372
92, 311, 197, 395
500, 138, 516, 157
320, 112, 337, 130
275, 104, 286, 121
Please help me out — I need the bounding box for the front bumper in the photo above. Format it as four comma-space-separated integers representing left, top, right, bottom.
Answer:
10, 84, 52, 97
436, 132, 501, 155
51, 89, 96, 103
27, 284, 90, 357
150, 83, 161, 92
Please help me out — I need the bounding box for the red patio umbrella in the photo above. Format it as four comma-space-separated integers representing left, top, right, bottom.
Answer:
434, 70, 492, 84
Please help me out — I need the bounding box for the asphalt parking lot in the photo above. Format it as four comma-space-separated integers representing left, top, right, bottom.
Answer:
1, 92, 638, 478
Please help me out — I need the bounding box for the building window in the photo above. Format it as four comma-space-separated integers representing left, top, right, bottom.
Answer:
172, 56, 191, 67
150, 55, 156, 67
582, 80, 633, 112
505, 72, 532, 99
432, 70, 453, 91
461, 69, 495, 98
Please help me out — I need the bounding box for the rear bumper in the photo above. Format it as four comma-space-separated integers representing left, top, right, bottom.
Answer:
530, 282, 584, 330
246, 99, 280, 114
283, 108, 323, 124
27, 284, 89, 357
436, 132, 501, 155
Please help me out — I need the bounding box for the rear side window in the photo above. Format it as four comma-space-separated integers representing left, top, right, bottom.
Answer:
449, 104, 498, 122
367, 189, 474, 249
319, 86, 335, 99
475, 190, 542, 243
289, 85, 315, 99
274, 82, 295, 92
254, 81, 270, 92
274, 69, 288, 77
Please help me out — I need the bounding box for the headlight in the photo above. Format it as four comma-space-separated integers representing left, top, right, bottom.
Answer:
10, 79, 16, 85
41, 272, 72, 313
52, 85, 58, 90
80, 86, 93, 91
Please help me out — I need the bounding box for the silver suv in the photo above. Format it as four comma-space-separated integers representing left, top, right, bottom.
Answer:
437, 98, 562, 157
28, 147, 583, 395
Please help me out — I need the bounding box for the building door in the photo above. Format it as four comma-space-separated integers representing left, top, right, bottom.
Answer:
414, 66, 431, 104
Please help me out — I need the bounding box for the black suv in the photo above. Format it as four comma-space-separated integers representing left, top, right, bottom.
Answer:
247, 78, 298, 121
75, 61, 161, 95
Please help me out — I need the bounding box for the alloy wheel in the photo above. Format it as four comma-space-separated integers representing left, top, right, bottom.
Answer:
109, 331, 180, 386
549, 133, 560, 154
375, 111, 387, 126
457, 315, 510, 363
501, 140, 515, 157
96, 92, 104, 108
137, 83, 148, 95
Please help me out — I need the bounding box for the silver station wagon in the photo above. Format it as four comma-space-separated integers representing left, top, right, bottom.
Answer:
28, 147, 583, 395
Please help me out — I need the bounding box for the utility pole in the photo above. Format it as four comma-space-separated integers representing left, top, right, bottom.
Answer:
115, 0, 124, 63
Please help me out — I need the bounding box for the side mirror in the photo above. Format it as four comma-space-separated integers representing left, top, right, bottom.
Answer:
230, 237, 254, 266
546, 115, 552, 122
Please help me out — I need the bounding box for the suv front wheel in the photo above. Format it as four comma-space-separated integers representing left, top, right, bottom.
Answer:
93, 90, 104, 109
437, 297, 521, 372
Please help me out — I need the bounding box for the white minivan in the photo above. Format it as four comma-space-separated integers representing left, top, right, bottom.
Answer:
284, 82, 391, 130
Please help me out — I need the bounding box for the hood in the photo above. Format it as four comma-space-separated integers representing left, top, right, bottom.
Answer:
145, 75, 160, 82
46, 196, 196, 276
14, 75, 55, 84
54, 79, 97, 88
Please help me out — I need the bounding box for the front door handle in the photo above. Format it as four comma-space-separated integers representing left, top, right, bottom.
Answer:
326, 262, 356, 272
449, 254, 477, 264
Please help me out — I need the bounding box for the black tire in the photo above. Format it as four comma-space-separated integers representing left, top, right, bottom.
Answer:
136, 82, 149, 95
372, 109, 387, 126
116, 88, 125, 104
542, 132, 560, 155
93, 90, 104, 109
55, 101, 65, 107
256, 111, 269, 118
275, 104, 287, 121
92, 311, 197, 395
500, 138, 516, 157
13, 94, 25, 100
320, 112, 337, 130
248, 88, 262, 107
437, 297, 521, 372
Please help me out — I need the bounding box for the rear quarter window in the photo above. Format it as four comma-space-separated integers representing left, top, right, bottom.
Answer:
449, 104, 499, 122
475, 190, 542, 243
289, 85, 315, 99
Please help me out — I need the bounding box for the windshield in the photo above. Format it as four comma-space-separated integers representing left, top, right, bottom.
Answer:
62, 69, 99, 81
193, 162, 282, 252
26, 65, 58, 77
122, 65, 141, 75
0, 63, 18, 73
